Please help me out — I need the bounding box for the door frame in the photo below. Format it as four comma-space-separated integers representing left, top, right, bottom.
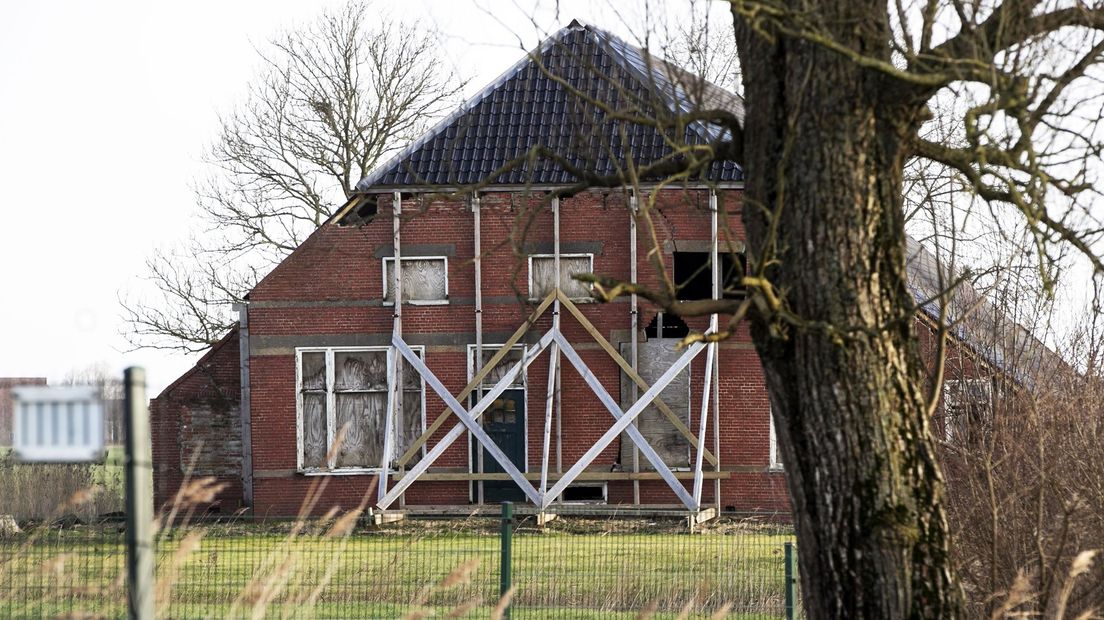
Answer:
466, 344, 529, 502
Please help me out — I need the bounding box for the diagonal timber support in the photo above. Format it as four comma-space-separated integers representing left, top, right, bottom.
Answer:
395, 291, 557, 467
556, 292, 718, 467
545, 333, 705, 510
378, 331, 555, 509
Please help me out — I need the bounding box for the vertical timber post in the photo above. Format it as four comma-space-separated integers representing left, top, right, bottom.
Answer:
380, 191, 403, 504
553, 197, 563, 477
473, 193, 485, 505
784, 541, 796, 620
710, 191, 722, 512
124, 367, 155, 620
500, 501, 514, 618
629, 191, 640, 505
541, 197, 561, 506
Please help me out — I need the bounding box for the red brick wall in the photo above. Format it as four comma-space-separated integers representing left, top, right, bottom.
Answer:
153, 186, 1000, 518
150, 330, 244, 513
237, 188, 790, 516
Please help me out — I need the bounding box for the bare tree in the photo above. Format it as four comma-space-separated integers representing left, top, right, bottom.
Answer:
122, 1, 465, 352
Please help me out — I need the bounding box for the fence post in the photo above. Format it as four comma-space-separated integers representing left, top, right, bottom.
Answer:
500, 501, 514, 618
124, 367, 155, 620
784, 541, 795, 620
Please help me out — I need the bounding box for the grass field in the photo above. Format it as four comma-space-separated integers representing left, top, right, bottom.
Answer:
0, 521, 796, 619
0, 446, 125, 521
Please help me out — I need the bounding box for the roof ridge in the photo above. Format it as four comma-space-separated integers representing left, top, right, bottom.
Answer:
355, 22, 583, 192
354, 20, 741, 192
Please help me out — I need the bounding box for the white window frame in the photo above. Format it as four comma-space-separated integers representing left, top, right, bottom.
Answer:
942, 379, 992, 443
528, 253, 595, 302
295, 345, 426, 474
768, 405, 783, 471
382, 256, 450, 306
465, 344, 529, 477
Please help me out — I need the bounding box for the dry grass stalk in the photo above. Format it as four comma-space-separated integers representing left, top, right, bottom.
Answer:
708, 602, 734, 619
444, 597, 482, 617
489, 586, 516, 620
635, 601, 659, 619
440, 558, 480, 588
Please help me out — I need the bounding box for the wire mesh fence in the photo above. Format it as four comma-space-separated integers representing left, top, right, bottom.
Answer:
0, 510, 800, 619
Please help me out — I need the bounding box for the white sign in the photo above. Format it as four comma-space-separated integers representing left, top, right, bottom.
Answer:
12, 386, 105, 462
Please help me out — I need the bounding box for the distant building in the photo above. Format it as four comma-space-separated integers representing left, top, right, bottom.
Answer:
0, 378, 48, 446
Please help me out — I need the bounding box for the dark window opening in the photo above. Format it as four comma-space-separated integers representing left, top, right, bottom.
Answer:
673, 251, 745, 301
644, 313, 688, 339
562, 484, 605, 502
340, 196, 379, 226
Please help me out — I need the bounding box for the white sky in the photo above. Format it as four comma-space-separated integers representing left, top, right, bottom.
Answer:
0, 0, 726, 395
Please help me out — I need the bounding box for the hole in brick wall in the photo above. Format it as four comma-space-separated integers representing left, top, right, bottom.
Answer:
562, 484, 606, 503
672, 251, 746, 301
340, 196, 379, 226
645, 313, 689, 339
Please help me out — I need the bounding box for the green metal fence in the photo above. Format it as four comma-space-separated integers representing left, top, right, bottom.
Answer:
0, 507, 800, 619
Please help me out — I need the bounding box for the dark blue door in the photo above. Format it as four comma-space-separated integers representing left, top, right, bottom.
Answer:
473, 389, 526, 503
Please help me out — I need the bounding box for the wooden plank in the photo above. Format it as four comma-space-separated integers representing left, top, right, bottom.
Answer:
388, 471, 733, 482
373, 510, 406, 525
395, 290, 556, 466
687, 506, 718, 532
545, 334, 705, 509
557, 291, 719, 467
383, 335, 547, 507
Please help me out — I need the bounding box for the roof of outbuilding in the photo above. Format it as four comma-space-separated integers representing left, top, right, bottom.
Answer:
905, 237, 1065, 389
354, 19, 743, 192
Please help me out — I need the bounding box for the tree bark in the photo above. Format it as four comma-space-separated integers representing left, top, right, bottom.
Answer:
732, 2, 963, 617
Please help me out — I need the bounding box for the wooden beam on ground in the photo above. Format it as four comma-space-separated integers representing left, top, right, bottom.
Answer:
557, 291, 718, 467
687, 507, 717, 532
537, 512, 558, 527
372, 510, 407, 525
396, 290, 556, 466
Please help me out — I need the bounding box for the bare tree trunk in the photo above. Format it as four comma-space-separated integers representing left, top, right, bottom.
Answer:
733, 3, 962, 617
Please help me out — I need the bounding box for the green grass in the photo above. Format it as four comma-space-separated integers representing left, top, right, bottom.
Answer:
0, 524, 795, 618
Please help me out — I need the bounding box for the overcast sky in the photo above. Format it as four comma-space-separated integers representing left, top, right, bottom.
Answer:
0, 0, 727, 395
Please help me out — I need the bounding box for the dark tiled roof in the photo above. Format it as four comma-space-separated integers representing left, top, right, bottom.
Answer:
354, 20, 743, 192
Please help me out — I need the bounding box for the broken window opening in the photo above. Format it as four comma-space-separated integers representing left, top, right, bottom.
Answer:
672, 251, 745, 301
644, 313, 689, 339
383, 257, 449, 304
530, 254, 593, 301
561, 483, 607, 503
297, 346, 426, 472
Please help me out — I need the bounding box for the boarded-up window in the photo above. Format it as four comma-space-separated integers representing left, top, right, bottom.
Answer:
297, 347, 425, 471
530, 254, 592, 301
619, 340, 690, 469
384, 258, 448, 303
942, 379, 992, 445
469, 346, 526, 390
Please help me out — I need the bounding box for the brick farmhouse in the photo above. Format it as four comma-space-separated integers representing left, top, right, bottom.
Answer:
150, 21, 1046, 518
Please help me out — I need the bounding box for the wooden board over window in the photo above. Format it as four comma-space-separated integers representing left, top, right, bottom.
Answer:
297, 347, 425, 473
619, 340, 691, 469
530, 254, 593, 301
